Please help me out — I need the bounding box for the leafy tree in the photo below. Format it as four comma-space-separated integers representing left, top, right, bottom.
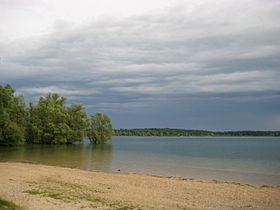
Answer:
0, 85, 115, 145
87, 112, 113, 144
66, 104, 87, 143
0, 84, 26, 145
26, 93, 87, 144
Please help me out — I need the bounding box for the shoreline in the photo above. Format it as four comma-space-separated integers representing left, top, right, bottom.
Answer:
7, 161, 280, 188
13, 161, 279, 188
14, 160, 280, 187
1, 162, 280, 210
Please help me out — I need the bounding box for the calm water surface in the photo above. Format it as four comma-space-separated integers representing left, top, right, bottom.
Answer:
1, 136, 280, 185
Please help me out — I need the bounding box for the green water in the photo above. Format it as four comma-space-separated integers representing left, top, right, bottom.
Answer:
1, 136, 280, 185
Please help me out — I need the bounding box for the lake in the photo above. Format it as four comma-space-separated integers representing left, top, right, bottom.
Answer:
1, 136, 280, 185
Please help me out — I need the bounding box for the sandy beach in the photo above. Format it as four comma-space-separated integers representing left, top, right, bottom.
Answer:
0, 162, 279, 210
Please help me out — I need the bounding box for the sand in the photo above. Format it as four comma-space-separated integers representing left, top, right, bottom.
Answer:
0, 162, 279, 210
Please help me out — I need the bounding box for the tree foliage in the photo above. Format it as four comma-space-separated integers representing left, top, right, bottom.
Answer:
0, 84, 26, 145
0, 84, 114, 145
87, 112, 113, 144
114, 128, 280, 136
26, 93, 87, 144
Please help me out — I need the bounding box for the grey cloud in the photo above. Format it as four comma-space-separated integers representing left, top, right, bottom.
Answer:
1, 0, 279, 129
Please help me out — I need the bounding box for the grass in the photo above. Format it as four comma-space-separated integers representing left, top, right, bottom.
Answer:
24, 189, 72, 203
24, 178, 138, 209
24, 189, 46, 195
0, 197, 22, 210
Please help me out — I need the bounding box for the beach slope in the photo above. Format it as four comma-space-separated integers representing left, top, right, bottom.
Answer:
0, 162, 279, 209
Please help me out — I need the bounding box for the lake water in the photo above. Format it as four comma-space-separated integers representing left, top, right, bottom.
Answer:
1, 136, 280, 185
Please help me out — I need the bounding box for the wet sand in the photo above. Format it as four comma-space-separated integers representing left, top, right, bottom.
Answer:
0, 162, 279, 209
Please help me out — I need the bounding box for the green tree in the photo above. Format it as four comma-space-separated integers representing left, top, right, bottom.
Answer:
0, 84, 26, 145
66, 104, 87, 143
26, 93, 87, 144
87, 112, 113, 144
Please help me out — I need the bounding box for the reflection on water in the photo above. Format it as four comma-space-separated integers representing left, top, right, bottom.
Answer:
0, 143, 113, 172
1, 136, 280, 185
83, 144, 113, 171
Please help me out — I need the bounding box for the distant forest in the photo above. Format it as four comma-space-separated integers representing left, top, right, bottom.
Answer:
114, 128, 280, 137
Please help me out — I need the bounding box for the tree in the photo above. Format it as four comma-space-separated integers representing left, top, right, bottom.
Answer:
0, 85, 116, 145
87, 112, 113, 144
0, 84, 26, 145
26, 93, 87, 144
66, 104, 87, 143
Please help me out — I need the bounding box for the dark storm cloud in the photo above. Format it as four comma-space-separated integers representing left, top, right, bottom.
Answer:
1, 0, 280, 129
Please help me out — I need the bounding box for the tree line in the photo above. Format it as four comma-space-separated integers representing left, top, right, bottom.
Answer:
0, 84, 113, 145
114, 128, 280, 136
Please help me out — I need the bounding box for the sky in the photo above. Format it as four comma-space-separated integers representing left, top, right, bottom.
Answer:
0, 0, 280, 130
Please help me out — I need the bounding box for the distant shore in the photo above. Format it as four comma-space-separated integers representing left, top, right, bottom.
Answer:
0, 162, 280, 210
114, 128, 280, 137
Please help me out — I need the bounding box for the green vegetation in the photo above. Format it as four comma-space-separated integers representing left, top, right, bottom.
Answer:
25, 189, 69, 201
87, 112, 114, 144
0, 197, 22, 210
25, 178, 138, 209
0, 84, 26, 145
114, 128, 280, 137
26, 93, 87, 144
0, 84, 113, 145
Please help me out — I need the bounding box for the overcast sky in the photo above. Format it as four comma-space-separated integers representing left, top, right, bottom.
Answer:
0, 0, 280, 130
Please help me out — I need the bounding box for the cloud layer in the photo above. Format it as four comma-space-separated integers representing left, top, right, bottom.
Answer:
1, 0, 280, 129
